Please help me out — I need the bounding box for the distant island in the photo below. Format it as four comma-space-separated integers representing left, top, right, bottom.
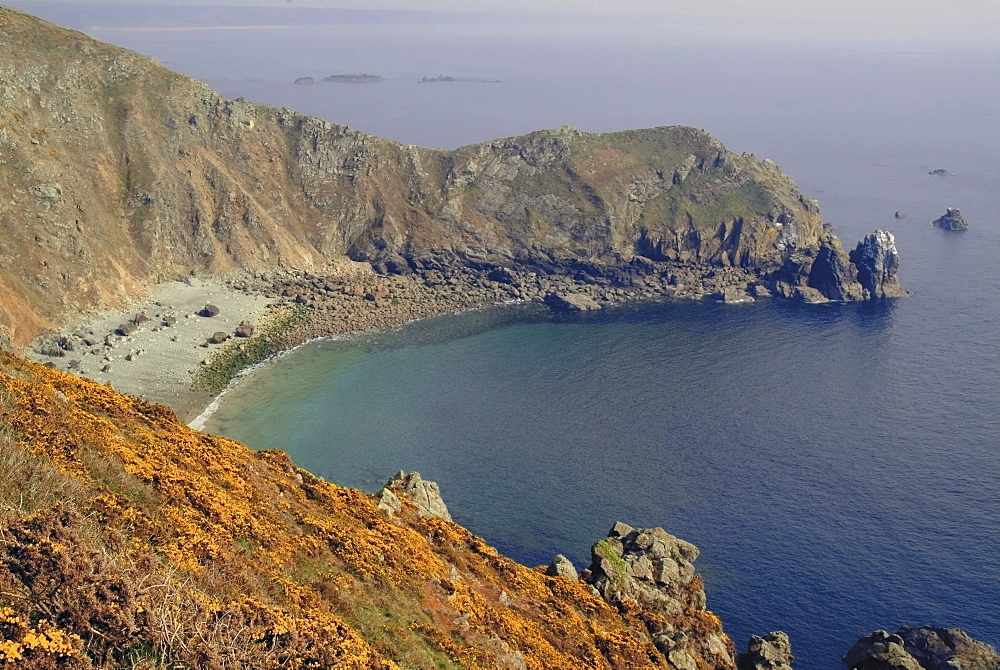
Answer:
294, 74, 383, 84
324, 73, 382, 83
419, 74, 501, 83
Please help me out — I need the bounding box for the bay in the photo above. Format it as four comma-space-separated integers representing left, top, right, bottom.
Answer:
41, 9, 998, 666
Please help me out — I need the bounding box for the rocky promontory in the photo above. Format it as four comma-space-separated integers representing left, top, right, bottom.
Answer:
0, 7, 903, 351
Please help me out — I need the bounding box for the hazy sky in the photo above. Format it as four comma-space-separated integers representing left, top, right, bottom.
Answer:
13, 0, 1000, 44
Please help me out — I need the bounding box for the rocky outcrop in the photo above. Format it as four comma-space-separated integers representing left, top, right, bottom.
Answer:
850, 230, 906, 298
772, 229, 904, 301
546, 554, 579, 580
932, 208, 968, 231
806, 234, 865, 301
585, 522, 737, 669
844, 627, 1000, 670
379, 471, 452, 521
739, 631, 794, 670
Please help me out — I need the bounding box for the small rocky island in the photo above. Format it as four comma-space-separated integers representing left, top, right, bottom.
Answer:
324, 73, 383, 83
295, 74, 383, 84
419, 74, 501, 83
932, 207, 969, 231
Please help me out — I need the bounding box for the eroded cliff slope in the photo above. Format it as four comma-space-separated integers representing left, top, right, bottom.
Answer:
0, 8, 897, 350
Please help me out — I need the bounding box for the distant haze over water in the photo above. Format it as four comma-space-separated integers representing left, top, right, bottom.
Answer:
15, 4, 999, 665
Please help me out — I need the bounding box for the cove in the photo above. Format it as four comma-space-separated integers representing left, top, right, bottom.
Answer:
204, 297, 1000, 667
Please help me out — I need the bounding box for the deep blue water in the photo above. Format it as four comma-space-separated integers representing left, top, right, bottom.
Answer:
18, 6, 997, 665
204, 288, 999, 666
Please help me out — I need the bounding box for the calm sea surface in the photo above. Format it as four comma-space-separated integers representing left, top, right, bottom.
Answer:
42, 11, 999, 666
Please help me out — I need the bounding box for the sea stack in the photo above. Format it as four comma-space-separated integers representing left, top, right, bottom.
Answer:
932, 208, 969, 231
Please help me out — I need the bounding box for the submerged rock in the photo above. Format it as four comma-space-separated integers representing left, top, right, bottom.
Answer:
931, 207, 968, 231
844, 626, 1000, 670
739, 631, 794, 670
380, 471, 452, 521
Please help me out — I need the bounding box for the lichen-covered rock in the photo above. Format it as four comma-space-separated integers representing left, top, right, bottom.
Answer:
931, 207, 969, 231
381, 471, 452, 521
585, 522, 737, 669
739, 631, 794, 670
546, 554, 579, 580
849, 230, 906, 298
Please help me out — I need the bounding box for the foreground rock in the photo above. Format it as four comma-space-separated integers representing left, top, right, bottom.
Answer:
585, 521, 737, 669
932, 208, 969, 231
378, 471, 452, 521
844, 626, 1000, 670
739, 631, 795, 670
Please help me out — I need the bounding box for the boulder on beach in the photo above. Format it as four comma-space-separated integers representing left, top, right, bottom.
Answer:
200, 304, 220, 317
235, 320, 255, 338
208, 331, 229, 344
115, 322, 138, 337
544, 291, 601, 311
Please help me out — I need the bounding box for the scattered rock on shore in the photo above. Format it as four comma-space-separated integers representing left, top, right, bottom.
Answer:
932, 208, 968, 231
544, 291, 601, 311
200, 304, 221, 317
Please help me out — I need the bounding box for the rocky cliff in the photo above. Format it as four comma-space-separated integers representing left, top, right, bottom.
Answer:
0, 8, 900, 349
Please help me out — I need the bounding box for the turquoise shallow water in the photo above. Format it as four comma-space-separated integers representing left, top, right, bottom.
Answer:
205, 292, 999, 667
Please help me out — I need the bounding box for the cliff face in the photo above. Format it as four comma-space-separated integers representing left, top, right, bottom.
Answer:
0, 8, 887, 349
0, 351, 734, 668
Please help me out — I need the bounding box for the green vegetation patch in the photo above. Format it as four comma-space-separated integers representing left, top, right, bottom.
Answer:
639, 174, 773, 233
190, 304, 308, 394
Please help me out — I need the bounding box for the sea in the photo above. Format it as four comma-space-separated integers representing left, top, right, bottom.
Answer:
22, 5, 999, 666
